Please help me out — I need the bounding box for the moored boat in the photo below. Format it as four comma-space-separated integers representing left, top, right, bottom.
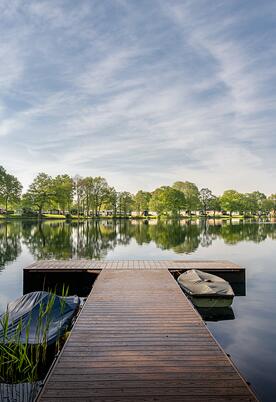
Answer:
0, 291, 80, 345
177, 269, 234, 307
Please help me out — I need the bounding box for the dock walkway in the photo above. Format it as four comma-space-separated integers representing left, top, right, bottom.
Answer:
37, 263, 257, 401
25, 259, 243, 272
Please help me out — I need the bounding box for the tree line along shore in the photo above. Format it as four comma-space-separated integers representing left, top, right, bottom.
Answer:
0, 165, 276, 220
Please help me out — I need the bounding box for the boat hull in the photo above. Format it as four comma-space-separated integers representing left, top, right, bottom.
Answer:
189, 295, 233, 308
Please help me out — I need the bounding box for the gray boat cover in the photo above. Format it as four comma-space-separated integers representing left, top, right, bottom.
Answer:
0, 291, 80, 345
177, 269, 234, 297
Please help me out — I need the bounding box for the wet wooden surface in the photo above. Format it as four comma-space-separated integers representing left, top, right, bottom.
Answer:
38, 268, 257, 401
25, 259, 243, 272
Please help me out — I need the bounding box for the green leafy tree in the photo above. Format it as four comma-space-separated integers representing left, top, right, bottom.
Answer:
241, 193, 258, 215
149, 188, 167, 216
0, 167, 22, 211
73, 175, 84, 216
268, 194, 276, 215
208, 196, 221, 214
52, 175, 74, 212
0, 166, 6, 201
172, 181, 200, 215
199, 188, 216, 215
220, 190, 243, 216
251, 191, 267, 215
80, 177, 94, 216
166, 187, 186, 217
23, 173, 54, 219
133, 191, 152, 215
261, 198, 274, 215
149, 186, 185, 217
241, 191, 267, 215
118, 192, 133, 216
92, 177, 111, 215
80, 176, 111, 216
104, 187, 119, 217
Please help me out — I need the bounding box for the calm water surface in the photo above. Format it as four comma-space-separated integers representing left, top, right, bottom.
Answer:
0, 219, 276, 401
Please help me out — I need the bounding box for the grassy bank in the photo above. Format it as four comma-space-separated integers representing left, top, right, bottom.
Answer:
0, 213, 273, 221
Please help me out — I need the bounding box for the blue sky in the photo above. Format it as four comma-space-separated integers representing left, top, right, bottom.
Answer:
0, 0, 276, 194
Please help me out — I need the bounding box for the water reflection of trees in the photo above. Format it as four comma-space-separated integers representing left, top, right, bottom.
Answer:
73, 221, 117, 259
219, 222, 276, 244
2, 220, 276, 263
148, 221, 201, 254
130, 220, 276, 253
22, 221, 73, 259
22, 221, 118, 260
0, 222, 22, 269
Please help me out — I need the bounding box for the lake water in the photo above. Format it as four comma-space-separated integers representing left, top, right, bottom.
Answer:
0, 219, 276, 401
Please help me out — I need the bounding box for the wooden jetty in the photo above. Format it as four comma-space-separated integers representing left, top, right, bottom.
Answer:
23, 259, 246, 296
31, 260, 257, 401
25, 259, 243, 272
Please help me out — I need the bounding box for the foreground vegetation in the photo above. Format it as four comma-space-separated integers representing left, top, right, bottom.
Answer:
0, 285, 73, 402
0, 287, 70, 384
1, 165, 276, 219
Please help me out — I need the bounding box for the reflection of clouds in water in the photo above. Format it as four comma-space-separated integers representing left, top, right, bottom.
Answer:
0, 221, 276, 400
0, 293, 10, 313
207, 288, 276, 401
0, 244, 34, 313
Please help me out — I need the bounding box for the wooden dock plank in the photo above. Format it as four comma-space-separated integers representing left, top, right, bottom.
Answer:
24, 259, 244, 272
38, 269, 257, 401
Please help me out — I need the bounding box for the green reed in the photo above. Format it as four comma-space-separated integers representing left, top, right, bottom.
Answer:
0, 285, 71, 385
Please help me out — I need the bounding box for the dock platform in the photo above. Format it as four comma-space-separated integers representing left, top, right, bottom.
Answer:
24, 259, 243, 273
35, 260, 257, 401
23, 259, 246, 296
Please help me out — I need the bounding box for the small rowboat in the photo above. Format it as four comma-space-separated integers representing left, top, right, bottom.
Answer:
177, 269, 234, 307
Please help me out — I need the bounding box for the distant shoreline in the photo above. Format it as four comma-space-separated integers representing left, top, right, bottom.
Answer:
0, 214, 274, 221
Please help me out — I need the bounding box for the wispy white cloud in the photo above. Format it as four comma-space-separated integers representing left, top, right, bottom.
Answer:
0, 0, 276, 194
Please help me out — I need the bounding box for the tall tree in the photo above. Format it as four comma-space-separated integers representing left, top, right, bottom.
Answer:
0, 166, 6, 201
92, 177, 111, 216
0, 167, 22, 210
53, 175, 74, 212
240, 191, 268, 216
220, 190, 243, 216
241, 193, 258, 215
199, 188, 215, 215
133, 191, 152, 215
149, 186, 185, 217
81, 177, 94, 216
78, 177, 111, 216
23, 173, 54, 219
208, 195, 221, 214
149, 188, 167, 216
268, 194, 276, 215
261, 198, 274, 215
73, 175, 84, 216
173, 181, 200, 215
118, 192, 133, 216
251, 191, 267, 215
104, 187, 118, 217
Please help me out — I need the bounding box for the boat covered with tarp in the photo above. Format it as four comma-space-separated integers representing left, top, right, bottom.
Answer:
177, 269, 234, 307
0, 291, 80, 345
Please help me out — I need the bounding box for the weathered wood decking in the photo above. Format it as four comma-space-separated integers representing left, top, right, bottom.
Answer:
25, 259, 243, 272
36, 261, 257, 402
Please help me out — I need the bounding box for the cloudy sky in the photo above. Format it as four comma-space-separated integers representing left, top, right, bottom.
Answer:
0, 0, 276, 194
